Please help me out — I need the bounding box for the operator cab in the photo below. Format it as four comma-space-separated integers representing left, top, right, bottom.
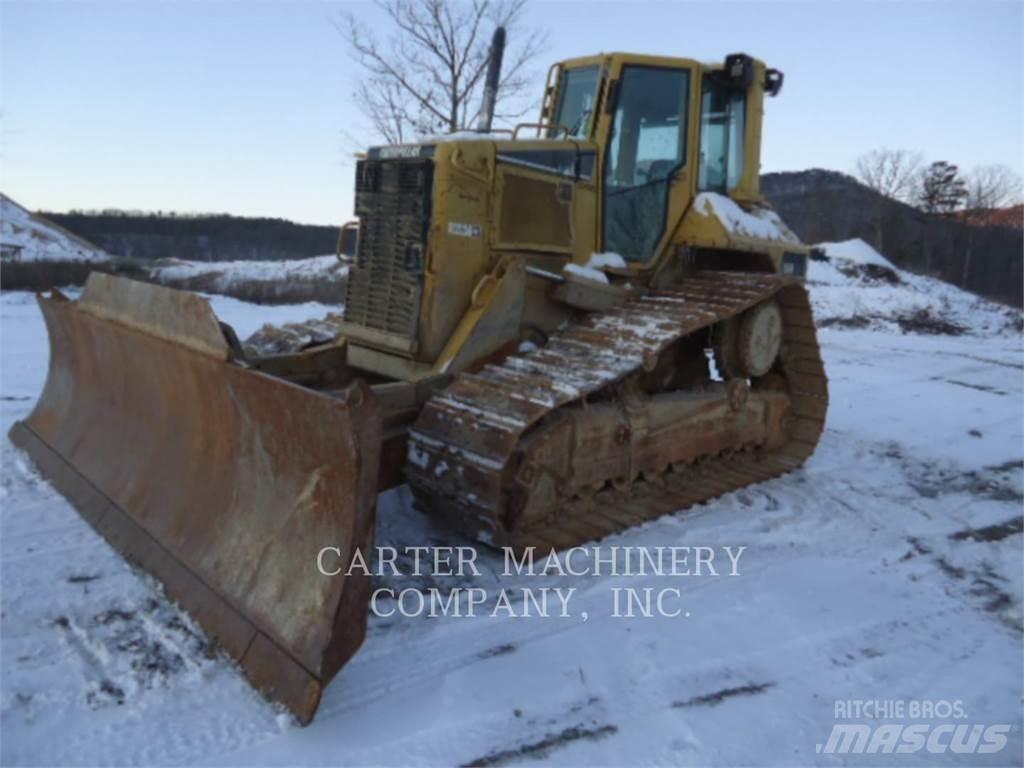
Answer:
543, 52, 783, 262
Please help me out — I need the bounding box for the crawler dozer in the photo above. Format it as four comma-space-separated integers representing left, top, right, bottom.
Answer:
11, 41, 827, 723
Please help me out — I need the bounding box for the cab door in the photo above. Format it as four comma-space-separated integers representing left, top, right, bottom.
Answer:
601, 64, 694, 264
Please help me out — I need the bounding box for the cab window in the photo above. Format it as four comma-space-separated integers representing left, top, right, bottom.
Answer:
551, 66, 600, 138
603, 66, 690, 262
698, 76, 746, 192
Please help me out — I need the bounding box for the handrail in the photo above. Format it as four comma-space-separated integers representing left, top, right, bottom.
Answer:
513, 122, 570, 140
538, 61, 562, 133
336, 220, 359, 262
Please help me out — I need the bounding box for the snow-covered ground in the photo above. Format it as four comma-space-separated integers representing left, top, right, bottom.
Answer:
148, 254, 344, 284
0, 195, 111, 263
1, 252, 1022, 766
809, 239, 1020, 337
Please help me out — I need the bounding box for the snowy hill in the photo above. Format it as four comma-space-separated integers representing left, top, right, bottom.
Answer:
0, 195, 111, 263
809, 238, 1021, 337
148, 253, 344, 284
764, 169, 1024, 308
146, 254, 348, 306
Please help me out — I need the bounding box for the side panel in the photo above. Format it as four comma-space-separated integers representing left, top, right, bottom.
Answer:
418, 142, 493, 362
491, 143, 599, 262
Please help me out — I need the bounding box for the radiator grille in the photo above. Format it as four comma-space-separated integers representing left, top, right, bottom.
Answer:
344, 157, 433, 344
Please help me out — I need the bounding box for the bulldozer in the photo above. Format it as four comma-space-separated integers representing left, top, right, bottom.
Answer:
10, 37, 827, 724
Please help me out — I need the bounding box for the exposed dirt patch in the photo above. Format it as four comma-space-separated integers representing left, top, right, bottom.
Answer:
906, 537, 1021, 633
950, 517, 1023, 543
818, 307, 968, 335
477, 643, 516, 660
87, 679, 126, 708
96, 608, 136, 624
66, 573, 101, 584
836, 262, 902, 285
902, 457, 1023, 504
832, 648, 884, 667
968, 577, 1020, 631
817, 316, 872, 330
671, 682, 775, 708
988, 459, 1024, 473
935, 557, 967, 580
53, 597, 212, 709
932, 377, 1008, 396
462, 723, 618, 767
895, 309, 966, 336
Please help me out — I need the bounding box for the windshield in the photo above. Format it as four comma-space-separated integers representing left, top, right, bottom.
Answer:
603, 66, 691, 262
550, 66, 601, 138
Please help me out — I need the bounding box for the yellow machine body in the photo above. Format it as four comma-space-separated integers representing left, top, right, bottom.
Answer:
339, 52, 806, 384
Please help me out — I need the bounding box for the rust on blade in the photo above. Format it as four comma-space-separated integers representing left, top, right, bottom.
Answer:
9, 278, 381, 724
78, 272, 233, 358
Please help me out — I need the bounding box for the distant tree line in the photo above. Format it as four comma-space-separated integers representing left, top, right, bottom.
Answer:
762, 169, 1023, 308
852, 150, 1021, 250
848, 150, 1024, 293
42, 210, 339, 263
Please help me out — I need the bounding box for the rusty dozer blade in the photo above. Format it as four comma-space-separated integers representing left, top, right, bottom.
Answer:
9, 274, 381, 724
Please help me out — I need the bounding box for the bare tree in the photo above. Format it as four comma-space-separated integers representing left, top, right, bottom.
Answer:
338, 0, 547, 144
963, 164, 1023, 220
854, 148, 923, 203
853, 148, 923, 252
959, 165, 1022, 287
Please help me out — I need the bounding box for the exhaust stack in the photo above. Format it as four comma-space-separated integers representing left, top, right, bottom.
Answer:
477, 26, 506, 133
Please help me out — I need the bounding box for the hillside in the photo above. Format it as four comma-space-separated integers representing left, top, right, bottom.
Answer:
960, 204, 1024, 229
763, 170, 1024, 307
808, 237, 1019, 336
0, 195, 111, 264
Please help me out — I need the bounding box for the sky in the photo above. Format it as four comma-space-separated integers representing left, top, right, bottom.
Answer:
0, 0, 1021, 226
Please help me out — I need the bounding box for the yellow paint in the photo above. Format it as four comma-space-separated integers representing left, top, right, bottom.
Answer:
342, 51, 808, 383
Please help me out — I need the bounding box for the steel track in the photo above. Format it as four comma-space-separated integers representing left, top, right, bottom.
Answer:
407, 271, 828, 552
